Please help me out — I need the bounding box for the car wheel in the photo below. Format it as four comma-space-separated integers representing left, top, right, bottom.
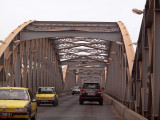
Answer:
99, 100, 103, 105
72, 93, 74, 95
25, 114, 31, 120
53, 102, 56, 106
53, 99, 58, 106
56, 100, 58, 106
79, 100, 83, 105
37, 103, 40, 107
31, 112, 37, 120
53, 101, 57, 106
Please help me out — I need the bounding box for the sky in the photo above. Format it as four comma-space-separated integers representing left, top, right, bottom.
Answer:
0, 0, 146, 50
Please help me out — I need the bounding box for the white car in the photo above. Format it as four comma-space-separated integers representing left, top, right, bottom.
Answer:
72, 86, 81, 95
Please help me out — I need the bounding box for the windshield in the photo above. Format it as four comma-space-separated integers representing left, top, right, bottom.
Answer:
38, 88, 55, 94
0, 89, 29, 100
83, 83, 100, 89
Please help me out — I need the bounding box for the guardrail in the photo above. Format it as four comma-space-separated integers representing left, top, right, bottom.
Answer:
104, 94, 147, 120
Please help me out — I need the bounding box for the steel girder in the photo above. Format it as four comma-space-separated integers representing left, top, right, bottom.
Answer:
0, 20, 135, 115
18, 21, 123, 83
68, 67, 104, 71
105, 21, 135, 114
131, 0, 160, 119
62, 66, 76, 92
0, 21, 64, 93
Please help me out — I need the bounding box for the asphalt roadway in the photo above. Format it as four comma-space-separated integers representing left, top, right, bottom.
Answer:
37, 95, 125, 120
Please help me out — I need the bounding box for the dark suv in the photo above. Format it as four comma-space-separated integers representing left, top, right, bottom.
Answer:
79, 83, 103, 105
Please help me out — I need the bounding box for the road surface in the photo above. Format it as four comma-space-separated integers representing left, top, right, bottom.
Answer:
37, 95, 124, 120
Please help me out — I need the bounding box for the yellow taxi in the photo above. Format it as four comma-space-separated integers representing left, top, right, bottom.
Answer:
36, 87, 58, 106
0, 87, 37, 120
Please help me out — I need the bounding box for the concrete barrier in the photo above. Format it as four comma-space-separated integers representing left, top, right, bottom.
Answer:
104, 94, 148, 120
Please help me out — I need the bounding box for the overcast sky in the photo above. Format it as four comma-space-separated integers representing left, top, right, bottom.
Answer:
0, 0, 146, 48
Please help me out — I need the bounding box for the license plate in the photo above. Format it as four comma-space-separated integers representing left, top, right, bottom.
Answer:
88, 92, 95, 95
42, 100, 48, 102
0, 113, 12, 118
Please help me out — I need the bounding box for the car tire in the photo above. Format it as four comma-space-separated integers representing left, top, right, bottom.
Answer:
99, 100, 103, 105
37, 103, 40, 107
79, 100, 83, 105
30, 109, 37, 120
25, 114, 31, 120
53, 102, 56, 106
56, 100, 58, 106
31, 112, 37, 120
54, 98, 58, 106
53, 100, 58, 107
72, 93, 74, 95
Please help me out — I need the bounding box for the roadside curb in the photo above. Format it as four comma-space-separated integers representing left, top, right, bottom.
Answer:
104, 94, 148, 120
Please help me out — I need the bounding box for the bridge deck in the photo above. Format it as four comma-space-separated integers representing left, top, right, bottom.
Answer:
37, 95, 124, 120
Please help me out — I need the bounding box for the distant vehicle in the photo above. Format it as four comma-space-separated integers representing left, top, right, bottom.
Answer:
0, 87, 37, 120
72, 86, 81, 95
79, 83, 103, 105
36, 87, 58, 106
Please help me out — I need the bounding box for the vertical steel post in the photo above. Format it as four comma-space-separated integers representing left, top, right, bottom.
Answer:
152, 0, 160, 118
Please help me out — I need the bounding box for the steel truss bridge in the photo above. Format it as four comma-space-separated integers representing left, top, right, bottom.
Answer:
0, 0, 160, 119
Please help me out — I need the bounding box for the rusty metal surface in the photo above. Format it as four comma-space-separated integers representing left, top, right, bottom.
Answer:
131, 0, 160, 119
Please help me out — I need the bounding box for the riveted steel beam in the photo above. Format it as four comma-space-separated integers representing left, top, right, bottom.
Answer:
152, 0, 160, 118
60, 61, 107, 66
68, 67, 104, 71
78, 72, 102, 75
24, 21, 120, 32
57, 48, 108, 54
20, 31, 121, 42
78, 74, 100, 77
130, 0, 160, 119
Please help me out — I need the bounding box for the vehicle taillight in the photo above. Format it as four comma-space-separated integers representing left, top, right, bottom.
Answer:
80, 89, 85, 93
98, 90, 103, 94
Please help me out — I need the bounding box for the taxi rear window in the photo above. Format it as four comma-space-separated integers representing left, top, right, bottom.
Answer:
38, 88, 55, 94
0, 89, 29, 100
